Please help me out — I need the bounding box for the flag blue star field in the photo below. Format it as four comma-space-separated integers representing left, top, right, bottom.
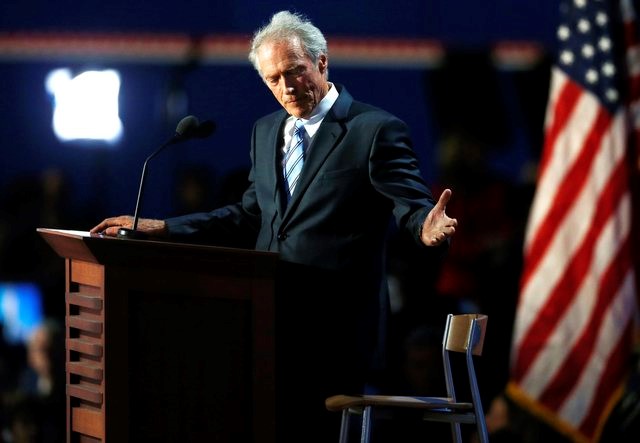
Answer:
507, 0, 639, 442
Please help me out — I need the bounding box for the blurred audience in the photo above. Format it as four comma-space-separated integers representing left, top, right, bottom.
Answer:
172, 165, 250, 216
0, 169, 76, 443
1, 319, 65, 443
0, 168, 80, 320
172, 165, 216, 215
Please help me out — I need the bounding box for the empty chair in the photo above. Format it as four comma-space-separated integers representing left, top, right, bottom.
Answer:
325, 313, 489, 443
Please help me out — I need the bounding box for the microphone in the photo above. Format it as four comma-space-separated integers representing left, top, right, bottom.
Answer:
172, 115, 216, 142
117, 115, 216, 239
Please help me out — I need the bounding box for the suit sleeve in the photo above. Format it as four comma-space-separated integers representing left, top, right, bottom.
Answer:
368, 115, 438, 247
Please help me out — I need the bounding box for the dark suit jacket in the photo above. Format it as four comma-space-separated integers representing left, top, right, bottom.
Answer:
166, 84, 436, 272
164, 85, 441, 437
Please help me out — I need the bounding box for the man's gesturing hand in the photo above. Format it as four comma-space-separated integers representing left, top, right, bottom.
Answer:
420, 188, 457, 247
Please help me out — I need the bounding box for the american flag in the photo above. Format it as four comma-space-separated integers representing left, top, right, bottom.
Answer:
507, 0, 639, 442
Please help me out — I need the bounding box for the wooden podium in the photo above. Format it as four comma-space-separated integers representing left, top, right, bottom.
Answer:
37, 228, 279, 443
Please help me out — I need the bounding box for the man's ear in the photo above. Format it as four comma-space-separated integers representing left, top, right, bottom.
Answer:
318, 54, 328, 74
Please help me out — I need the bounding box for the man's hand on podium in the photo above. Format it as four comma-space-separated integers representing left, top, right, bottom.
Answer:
90, 216, 168, 238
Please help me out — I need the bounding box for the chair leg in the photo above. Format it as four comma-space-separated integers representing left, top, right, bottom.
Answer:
339, 410, 350, 443
450, 422, 462, 443
361, 406, 372, 443
475, 421, 489, 443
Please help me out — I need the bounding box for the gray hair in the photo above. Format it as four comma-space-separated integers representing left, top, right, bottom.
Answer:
248, 11, 328, 76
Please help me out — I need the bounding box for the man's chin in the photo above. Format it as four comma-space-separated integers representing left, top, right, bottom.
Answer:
285, 104, 310, 119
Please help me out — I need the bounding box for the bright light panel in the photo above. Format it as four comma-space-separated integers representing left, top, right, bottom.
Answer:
0, 282, 44, 345
46, 68, 123, 143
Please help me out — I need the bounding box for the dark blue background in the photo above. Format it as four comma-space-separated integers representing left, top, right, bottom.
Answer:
0, 1, 556, 42
0, 1, 557, 222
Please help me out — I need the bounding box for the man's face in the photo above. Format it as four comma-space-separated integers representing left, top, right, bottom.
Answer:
256, 37, 328, 119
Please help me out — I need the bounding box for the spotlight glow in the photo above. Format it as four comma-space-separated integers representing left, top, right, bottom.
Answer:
46, 68, 123, 143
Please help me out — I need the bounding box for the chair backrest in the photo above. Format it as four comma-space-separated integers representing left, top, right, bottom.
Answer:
444, 313, 487, 356
437, 313, 489, 442
440, 313, 488, 405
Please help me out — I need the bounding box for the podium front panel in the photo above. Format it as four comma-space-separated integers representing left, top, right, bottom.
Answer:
38, 229, 277, 443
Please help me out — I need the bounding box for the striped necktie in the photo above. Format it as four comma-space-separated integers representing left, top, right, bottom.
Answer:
283, 119, 305, 198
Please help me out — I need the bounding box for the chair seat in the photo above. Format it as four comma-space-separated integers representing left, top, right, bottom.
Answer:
326, 394, 474, 412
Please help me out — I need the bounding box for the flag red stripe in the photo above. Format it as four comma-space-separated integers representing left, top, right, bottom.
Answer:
513, 107, 613, 381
